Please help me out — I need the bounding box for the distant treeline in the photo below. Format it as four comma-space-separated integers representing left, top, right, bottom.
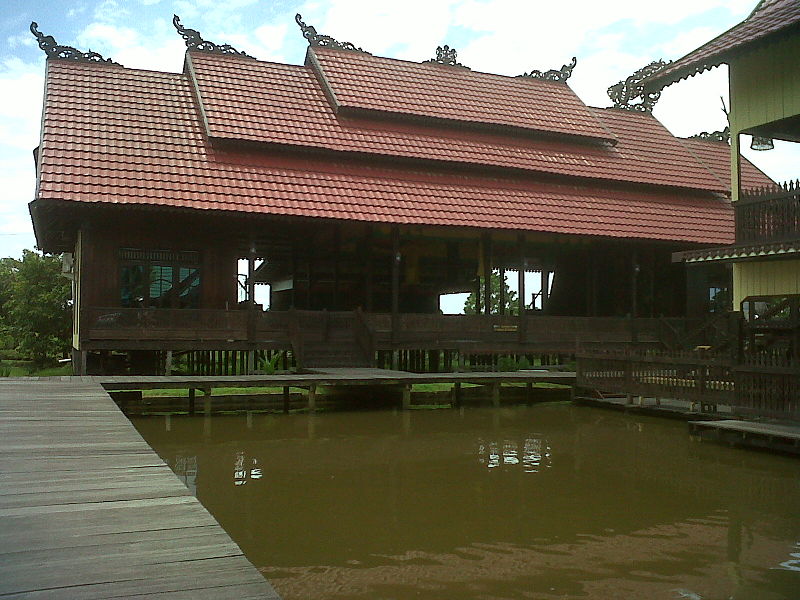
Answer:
0, 250, 71, 366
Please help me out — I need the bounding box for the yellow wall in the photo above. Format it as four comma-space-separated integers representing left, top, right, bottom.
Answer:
733, 259, 800, 307
729, 34, 800, 200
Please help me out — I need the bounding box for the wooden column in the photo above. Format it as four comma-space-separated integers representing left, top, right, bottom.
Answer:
541, 270, 550, 312
307, 384, 317, 412
290, 238, 297, 308
483, 233, 492, 316
631, 248, 639, 318
517, 234, 527, 343
402, 384, 412, 410
474, 277, 482, 314
333, 224, 341, 310
391, 226, 400, 344
247, 239, 256, 347
499, 268, 506, 314
364, 225, 373, 311
164, 350, 172, 376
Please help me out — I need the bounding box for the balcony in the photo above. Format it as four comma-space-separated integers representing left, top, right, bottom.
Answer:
736, 180, 800, 244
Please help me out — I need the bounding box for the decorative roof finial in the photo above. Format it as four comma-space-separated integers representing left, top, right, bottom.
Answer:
518, 57, 577, 82
294, 14, 370, 53
688, 126, 730, 143
29, 22, 120, 65
607, 60, 671, 113
172, 15, 254, 59
423, 45, 468, 69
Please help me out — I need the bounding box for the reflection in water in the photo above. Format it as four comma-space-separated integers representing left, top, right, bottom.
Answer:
135, 406, 800, 600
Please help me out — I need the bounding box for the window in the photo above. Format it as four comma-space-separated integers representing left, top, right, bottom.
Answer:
120, 249, 201, 308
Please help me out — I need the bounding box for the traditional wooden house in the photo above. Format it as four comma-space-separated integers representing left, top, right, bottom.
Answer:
647, 0, 800, 357
27, 15, 771, 374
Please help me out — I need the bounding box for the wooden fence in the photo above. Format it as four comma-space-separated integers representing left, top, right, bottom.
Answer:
577, 349, 800, 419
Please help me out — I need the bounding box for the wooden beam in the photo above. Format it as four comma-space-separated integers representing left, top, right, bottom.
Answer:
483, 232, 492, 316
391, 226, 400, 344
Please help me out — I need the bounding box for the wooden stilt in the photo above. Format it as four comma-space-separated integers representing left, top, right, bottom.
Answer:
402, 384, 412, 410
164, 350, 172, 376
283, 386, 290, 414
308, 384, 317, 412
203, 388, 212, 416
188, 388, 196, 415
492, 383, 500, 407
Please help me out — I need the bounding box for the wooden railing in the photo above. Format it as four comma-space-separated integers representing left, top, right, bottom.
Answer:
736, 180, 800, 244
83, 307, 249, 342
577, 348, 800, 419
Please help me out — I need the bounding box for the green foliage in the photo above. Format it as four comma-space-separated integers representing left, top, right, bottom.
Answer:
258, 351, 284, 374
3, 250, 71, 366
464, 271, 519, 315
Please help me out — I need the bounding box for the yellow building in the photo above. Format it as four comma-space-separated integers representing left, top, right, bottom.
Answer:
648, 0, 800, 355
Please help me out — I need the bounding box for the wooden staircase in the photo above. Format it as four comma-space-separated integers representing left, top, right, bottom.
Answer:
290, 310, 374, 369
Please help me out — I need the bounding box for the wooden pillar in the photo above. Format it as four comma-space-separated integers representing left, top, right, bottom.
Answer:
333, 224, 341, 310
307, 384, 317, 412
164, 350, 172, 376
391, 226, 400, 345
517, 234, 527, 344
474, 277, 482, 314
453, 382, 462, 408
290, 238, 297, 308
188, 388, 196, 415
541, 271, 550, 312
203, 388, 212, 416
247, 239, 256, 346
491, 382, 500, 407
402, 384, 412, 410
499, 268, 506, 314
364, 225, 373, 311
631, 248, 639, 318
482, 233, 492, 316
283, 386, 290, 414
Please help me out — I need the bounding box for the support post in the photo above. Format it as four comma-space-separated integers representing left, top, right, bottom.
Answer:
631, 248, 639, 319
391, 226, 400, 346
203, 388, 212, 416
308, 384, 317, 412
491, 382, 500, 407
283, 386, 290, 414
517, 234, 527, 343
364, 225, 373, 311
188, 388, 196, 415
541, 271, 550, 312
499, 268, 506, 314
453, 382, 462, 408
482, 232, 492, 316
402, 384, 412, 410
164, 350, 173, 376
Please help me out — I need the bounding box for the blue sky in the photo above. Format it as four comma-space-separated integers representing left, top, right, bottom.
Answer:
1, 0, 796, 263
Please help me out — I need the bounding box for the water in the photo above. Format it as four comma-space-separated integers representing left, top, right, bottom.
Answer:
132, 405, 800, 600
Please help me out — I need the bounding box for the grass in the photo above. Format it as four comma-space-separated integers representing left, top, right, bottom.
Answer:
0, 360, 72, 377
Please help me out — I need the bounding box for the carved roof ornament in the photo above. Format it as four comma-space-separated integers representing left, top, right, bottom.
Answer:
424, 45, 469, 68
294, 14, 370, 53
688, 126, 730, 143
518, 57, 577, 82
172, 15, 254, 59
29, 22, 120, 65
607, 60, 671, 113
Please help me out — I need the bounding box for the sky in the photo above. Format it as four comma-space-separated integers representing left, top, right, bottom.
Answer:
1, 0, 798, 268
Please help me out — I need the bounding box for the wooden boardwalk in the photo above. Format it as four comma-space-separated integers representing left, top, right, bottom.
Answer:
690, 419, 800, 454
0, 378, 280, 599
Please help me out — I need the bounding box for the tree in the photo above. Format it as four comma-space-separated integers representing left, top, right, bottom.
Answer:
464, 271, 519, 315
6, 250, 71, 365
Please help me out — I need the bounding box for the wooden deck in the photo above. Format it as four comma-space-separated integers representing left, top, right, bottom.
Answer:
96, 367, 576, 391
690, 419, 800, 454
0, 378, 281, 599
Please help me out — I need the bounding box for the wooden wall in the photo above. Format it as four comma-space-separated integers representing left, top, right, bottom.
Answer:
729, 34, 800, 200
76, 215, 238, 316
733, 258, 800, 307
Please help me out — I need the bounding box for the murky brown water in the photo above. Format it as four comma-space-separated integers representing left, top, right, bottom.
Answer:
132, 404, 800, 600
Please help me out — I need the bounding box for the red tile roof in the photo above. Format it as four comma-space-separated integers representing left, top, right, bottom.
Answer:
189, 52, 726, 193
308, 46, 614, 143
646, 0, 800, 89
35, 60, 735, 246
679, 137, 775, 190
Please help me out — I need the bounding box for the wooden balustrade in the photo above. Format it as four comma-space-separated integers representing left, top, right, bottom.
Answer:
736, 180, 800, 244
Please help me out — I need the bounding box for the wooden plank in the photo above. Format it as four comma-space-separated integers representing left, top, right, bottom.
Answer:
0, 379, 280, 599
